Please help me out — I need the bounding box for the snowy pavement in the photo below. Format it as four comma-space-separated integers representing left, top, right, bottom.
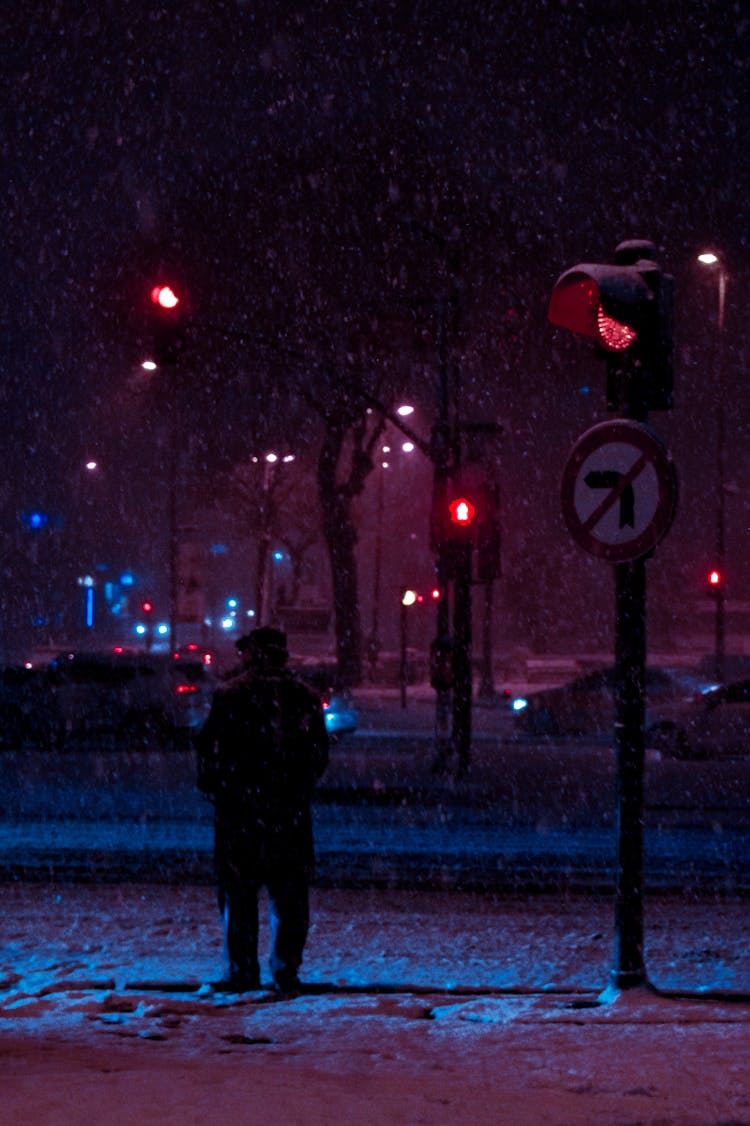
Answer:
2, 809, 750, 893
2, 883, 750, 1124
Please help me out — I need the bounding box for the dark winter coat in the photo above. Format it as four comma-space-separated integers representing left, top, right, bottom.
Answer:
196, 667, 329, 872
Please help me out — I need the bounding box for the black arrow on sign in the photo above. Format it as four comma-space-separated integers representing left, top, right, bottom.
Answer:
584, 470, 635, 527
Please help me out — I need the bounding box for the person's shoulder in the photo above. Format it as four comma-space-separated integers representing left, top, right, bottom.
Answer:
215, 670, 256, 697
284, 671, 323, 706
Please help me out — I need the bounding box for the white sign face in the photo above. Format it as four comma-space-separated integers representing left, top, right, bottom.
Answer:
561, 420, 678, 562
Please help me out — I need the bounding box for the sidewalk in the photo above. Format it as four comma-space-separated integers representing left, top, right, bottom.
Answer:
3, 811, 750, 893
2, 883, 750, 1125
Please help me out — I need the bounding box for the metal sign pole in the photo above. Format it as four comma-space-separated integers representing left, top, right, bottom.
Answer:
560, 419, 677, 997
611, 556, 648, 990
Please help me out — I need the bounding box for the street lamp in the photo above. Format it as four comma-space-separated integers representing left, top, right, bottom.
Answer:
252, 452, 296, 623
697, 249, 728, 681
368, 408, 417, 673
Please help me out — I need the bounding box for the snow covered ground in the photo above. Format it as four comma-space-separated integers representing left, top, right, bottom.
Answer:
2, 883, 750, 1124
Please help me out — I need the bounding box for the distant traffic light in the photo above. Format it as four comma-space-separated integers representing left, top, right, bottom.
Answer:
706, 568, 722, 594
548, 239, 673, 416
141, 599, 154, 615
150, 285, 179, 310
147, 282, 186, 366
448, 497, 476, 527
431, 474, 500, 581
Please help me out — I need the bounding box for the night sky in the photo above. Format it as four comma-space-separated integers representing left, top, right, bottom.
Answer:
2, 1, 749, 656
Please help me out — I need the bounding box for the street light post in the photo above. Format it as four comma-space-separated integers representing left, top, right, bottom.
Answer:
698, 251, 728, 681
254, 452, 295, 625
368, 418, 417, 677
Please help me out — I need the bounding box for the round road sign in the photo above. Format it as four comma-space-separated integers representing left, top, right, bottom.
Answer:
561, 419, 678, 562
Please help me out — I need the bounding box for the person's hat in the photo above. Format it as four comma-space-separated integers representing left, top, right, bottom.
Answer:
237, 627, 288, 660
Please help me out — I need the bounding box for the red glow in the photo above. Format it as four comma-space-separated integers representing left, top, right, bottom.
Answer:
708, 569, 721, 586
449, 497, 476, 525
141, 600, 153, 614
150, 285, 180, 310
431, 588, 441, 600
175, 683, 197, 695
596, 305, 637, 352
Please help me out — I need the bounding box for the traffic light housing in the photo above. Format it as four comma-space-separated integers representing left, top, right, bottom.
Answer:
148, 283, 186, 366
431, 473, 500, 581
549, 239, 673, 416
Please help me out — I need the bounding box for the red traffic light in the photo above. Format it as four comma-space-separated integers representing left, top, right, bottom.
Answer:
449, 497, 476, 526
150, 285, 180, 310
708, 569, 722, 587
548, 241, 673, 414
141, 599, 154, 614
548, 270, 645, 353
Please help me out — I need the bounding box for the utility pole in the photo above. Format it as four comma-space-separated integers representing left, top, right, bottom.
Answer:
550, 239, 676, 997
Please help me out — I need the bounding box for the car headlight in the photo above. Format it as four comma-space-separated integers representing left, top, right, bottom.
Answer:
511, 697, 528, 712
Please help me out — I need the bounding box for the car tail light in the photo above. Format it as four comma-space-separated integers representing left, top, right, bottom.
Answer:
175, 683, 198, 695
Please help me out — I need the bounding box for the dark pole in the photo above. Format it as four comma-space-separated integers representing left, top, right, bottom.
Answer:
168, 391, 180, 649
255, 459, 273, 624
610, 556, 648, 990
477, 580, 495, 701
452, 543, 472, 774
399, 597, 408, 709
606, 239, 658, 994
445, 241, 472, 774
369, 466, 385, 673
715, 396, 726, 682
714, 266, 727, 683
432, 301, 453, 756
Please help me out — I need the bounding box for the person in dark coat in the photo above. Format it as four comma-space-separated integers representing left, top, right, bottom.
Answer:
196, 627, 329, 993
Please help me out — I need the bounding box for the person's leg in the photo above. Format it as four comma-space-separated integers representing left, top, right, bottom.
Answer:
267, 868, 309, 990
219, 877, 261, 987
215, 824, 261, 988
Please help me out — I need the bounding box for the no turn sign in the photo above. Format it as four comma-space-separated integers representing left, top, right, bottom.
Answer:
561, 420, 678, 562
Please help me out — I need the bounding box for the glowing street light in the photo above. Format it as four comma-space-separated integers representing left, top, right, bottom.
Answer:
698, 248, 729, 680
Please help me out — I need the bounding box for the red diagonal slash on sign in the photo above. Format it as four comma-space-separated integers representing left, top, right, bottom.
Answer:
581, 451, 649, 535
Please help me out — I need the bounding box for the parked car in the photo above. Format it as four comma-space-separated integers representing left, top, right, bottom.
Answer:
43, 649, 215, 745
646, 677, 750, 759
291, 663, 358, 741
511, 666, 714, 739
320, 687, 358, 740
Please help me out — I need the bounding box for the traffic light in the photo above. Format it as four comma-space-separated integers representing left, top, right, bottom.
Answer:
548, 239, 673, 416
448, 496, 476, 531
141, 599, 154, 615
431, 473, 500, 580
147, 283, 185, 366
706, 568, 722, 595
433, 490, 476, 579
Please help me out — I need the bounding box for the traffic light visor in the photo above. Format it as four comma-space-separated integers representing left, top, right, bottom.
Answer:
549, 266, 651, 353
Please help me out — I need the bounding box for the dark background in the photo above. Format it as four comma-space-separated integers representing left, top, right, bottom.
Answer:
1, 1, 748, 659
